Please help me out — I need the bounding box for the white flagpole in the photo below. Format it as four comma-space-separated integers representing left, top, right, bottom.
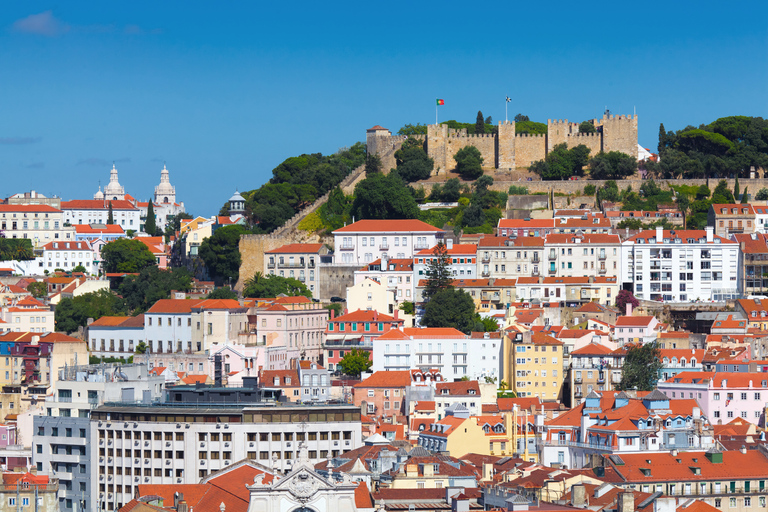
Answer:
505, 100, 508, 123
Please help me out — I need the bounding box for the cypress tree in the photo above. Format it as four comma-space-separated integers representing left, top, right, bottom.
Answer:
475, 111, 485, 134
741, 186, 749, 204
107, 202, 114, 225
658, 123, 666, 154
734, 176, 740, 202
145, 200, 157, 235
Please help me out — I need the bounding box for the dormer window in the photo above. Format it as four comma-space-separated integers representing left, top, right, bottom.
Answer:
273, 377, 279, 386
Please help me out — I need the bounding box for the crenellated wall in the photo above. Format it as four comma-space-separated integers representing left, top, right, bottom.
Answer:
370, 115, 637, 173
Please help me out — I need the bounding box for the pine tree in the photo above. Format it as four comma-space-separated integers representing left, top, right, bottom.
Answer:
475, 111, 485, 134
423, 241, 453, 301
734, 176, 740, 202
658, 123, 666, 154
107, 202, 114, 225
145, 200, 157, 235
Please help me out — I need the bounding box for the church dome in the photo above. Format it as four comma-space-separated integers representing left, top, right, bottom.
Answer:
93, 186, 104, 200
229, 190, 245, 203
103, 164, 125, 200
154, 164, 176, 203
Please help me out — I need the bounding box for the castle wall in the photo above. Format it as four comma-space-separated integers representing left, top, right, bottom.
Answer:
497, 121, 516, 170
513, 134, 547, 168
567, 132, 602, 157
598, 114, 638, 156
547, 120, 577, 153
443, 131, 496, 171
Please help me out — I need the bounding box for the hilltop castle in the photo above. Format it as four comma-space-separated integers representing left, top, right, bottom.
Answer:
367, 114, 638, 173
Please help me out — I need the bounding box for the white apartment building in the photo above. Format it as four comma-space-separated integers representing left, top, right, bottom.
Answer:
42, 240, 98, 273
621, 226, 739, 302
0, 204, 74, 248
88, 315, 146, 358
544, 233, 621, 279
354, 257, 415, 304
332, 219, 444, 265
61, 200, 141, 231
371, 327, 500, 381
478, 236, 543, 280
2, 297, 54, 333
144, 299, 202, 354
89, 403, 362, 511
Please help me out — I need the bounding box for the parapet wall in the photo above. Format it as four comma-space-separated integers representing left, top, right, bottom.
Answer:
370, 116, 637, 174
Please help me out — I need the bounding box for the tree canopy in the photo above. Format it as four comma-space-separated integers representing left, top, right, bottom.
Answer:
207, 286, 238, 300
199, 224, 251, 286
653, 116, 768, 179
0, 239, 34, 261
421, 288, 481, 334
118, 266, 192, 313
617, 343, 663, 391
394, 138, 433, 182
588, 151, 638, 180
242, 273, 312, 299
530, 143, 591, 180
615, 289, 639, 313
422, 241, 453, 301
55, 289, 127, 334
453, 146, 484, 180
337, 348, 372, 377
101, 239, 157, 274
351, 172, 420, 220
145, 201, 157, 235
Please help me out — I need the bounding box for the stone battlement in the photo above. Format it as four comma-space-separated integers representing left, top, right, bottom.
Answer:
514, 133, 546, 138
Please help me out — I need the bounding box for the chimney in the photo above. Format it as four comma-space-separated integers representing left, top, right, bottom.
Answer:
655, 226, 663, 241
626, 302, 632, 317
619, 492, 634, 512
178, 502, 188, 512
330, 308, 335, 320
394, 308, 399, 320
571, 483, 586, 508
706, 226, 714, 243
741, 445, 747, 454
653, 497, 676, 512
446, 239, 453, 250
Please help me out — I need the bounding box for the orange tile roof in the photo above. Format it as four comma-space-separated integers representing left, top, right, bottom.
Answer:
733, 233, 768, 254
61, 199, 138, 210
378, 327, 465, 340
530, 332, 563, 345
354, 370, 412, 388
333, 219, 443, 233
192, 299, 244, 310
414, 401, 436, 412
73, 224, 125, 234
265, 243, 324, 254
606, 451, 768, 483
415, 244, 477, 256
436, 380, 481, 395
570, 342, 615, 356
359, 258, 413, 271
180, 374, 210, 385
146, 299, 205, 314
331, 309, 397, 323
615, 315, 656, 327
89, 316, 132, 327
545, 233, 621, 244
42, 241, 92, 251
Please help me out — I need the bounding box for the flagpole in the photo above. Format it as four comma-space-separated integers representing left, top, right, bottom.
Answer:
505, 100, 508, 123
436, 103, 438, 125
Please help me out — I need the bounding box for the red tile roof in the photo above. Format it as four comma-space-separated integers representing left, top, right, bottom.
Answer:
377, 327, 465, 340
146, 299, 205, 314
331, 309, 397, 323
333, 219, 443, 233
570, 342, 615, 356
604, 450, 768, 483
265, 243, 324, 254
73, 224, 125, 234
615, 315, 656, 327
354, 370, 412, 388
498, 219, 555, 228
436, 380, 481, 396
415, 244, 477, 256
61, 199, 138, 210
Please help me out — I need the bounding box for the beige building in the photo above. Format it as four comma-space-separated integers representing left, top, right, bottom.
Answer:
265, 243, 329, 299
708, 203, 756, 237
188, 299, 249, 352
478, 236, 543, 280
509, 331, 564, 401
0, 473, 58, 512
0, 205, 73, 249
544, 233, 621, 279
2, 297, 54, 334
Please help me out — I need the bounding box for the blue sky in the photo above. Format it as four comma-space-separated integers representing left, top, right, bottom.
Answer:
1, 2, 766, 215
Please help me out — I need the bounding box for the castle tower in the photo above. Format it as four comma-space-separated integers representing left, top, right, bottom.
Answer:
365, 125, 391, 158
599, 114, 639, 157
427, 123, 449, 174
103, 164, 125, 201
154, 164, 177, 205
547, 119, 576, 153
229, 190, 245, 215
497, 121, 516, 170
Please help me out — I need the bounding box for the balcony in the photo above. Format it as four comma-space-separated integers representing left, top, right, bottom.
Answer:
531, 268, 540, 276
548, 267, 557, 274
298, 275, 305, 282
574, 376, 583, 384
267, 262, 275, 268
548, 253, 557, 261
481, 270, 491, 277
598, 267, 607, 274
379, 244, 389, 251
482, 255, 491, 263
277, 262, 307, 269
597, 374, 605, 383
598, 254, 607, 260
532, 255, 540, 264
414, 242, 430, 250
338, 244, 354, 251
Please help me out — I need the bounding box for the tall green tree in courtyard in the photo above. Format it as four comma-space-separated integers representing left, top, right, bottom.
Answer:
101, 238, 157, 274
107, 202, 114, 225
421, 289, 481, 334
617, 342, 663, 391
422, 241, 454, 301
475, 111, 485, 134
199, 224, 251, 286
337, 349, 372, 377
454, 146, 484, 180
145, 200, 157, 235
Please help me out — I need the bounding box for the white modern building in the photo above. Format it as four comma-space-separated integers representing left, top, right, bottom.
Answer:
544, 233, 621, 279
371, 327, 501, 381
41, 240, 99, 273
89, 403, 362, 511
61, 199, 141, 232
332, 219, 444, 265
620, 226, 739, 302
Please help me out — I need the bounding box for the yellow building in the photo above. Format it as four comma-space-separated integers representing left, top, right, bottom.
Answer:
415, 411, 539, 463
510, 331, 564, 401
380, 452, 480, 489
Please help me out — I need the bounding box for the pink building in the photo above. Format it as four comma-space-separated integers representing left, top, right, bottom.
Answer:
324, 309, 404, 372
658, 371, 768, 425
613, 315, 661, 346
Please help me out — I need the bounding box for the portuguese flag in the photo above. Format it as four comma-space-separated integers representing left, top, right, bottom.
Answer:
436, 99, 445, 105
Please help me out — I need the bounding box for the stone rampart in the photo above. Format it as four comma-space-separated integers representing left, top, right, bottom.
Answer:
514, 134, 547, 168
